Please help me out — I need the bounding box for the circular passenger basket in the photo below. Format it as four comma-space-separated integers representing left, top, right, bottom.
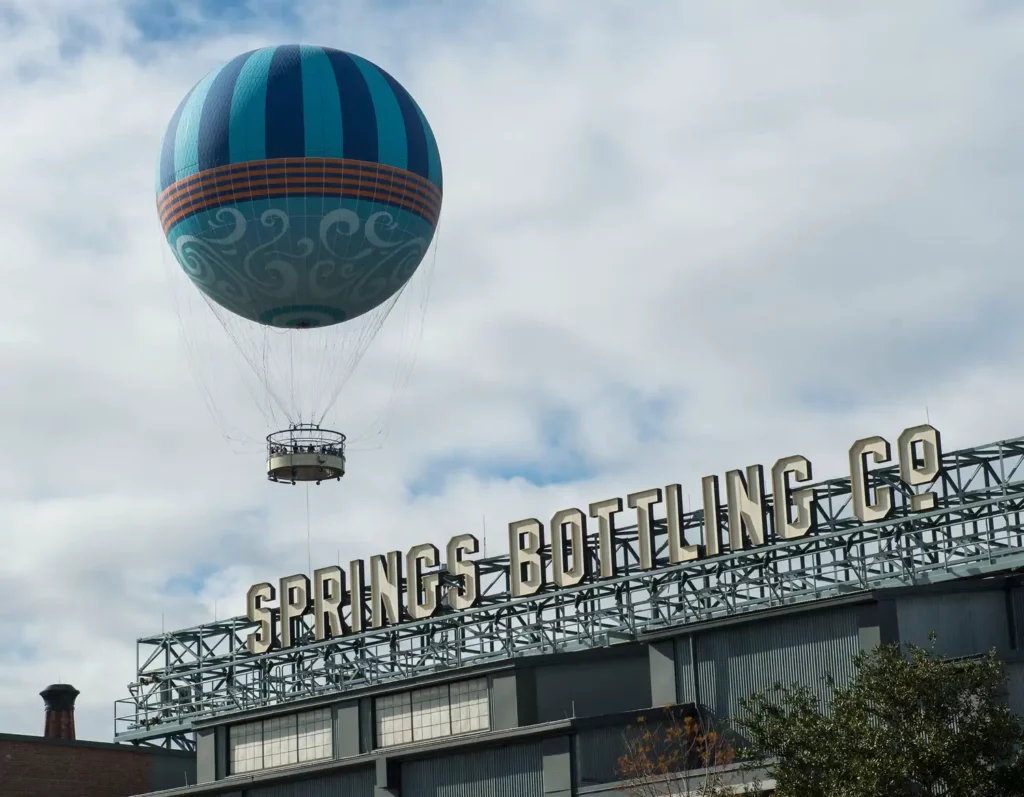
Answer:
266, 425, 346, 485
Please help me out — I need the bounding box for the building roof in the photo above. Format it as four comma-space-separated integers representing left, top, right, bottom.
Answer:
0, 731, 195, 757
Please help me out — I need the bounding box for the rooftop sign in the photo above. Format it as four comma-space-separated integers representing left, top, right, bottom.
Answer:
245, 423, 942, 653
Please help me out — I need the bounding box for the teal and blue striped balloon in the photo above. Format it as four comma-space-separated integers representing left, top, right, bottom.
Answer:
156, 45, 442, 329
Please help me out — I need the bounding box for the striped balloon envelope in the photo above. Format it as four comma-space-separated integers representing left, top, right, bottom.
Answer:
156, 45, 442, 329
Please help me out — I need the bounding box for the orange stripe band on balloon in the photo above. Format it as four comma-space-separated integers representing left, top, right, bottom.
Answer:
159, 158, 442, 207
158, 158, 441, 211
158, 158, 442, 233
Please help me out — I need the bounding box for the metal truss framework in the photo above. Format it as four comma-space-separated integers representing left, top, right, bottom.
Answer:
115, 436, 1024, 750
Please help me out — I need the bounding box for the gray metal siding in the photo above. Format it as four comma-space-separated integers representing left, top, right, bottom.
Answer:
358, 698, 373, 754
1010, 587, 1024, 650
648, 641, 677, 707
696, 605, 860, 721
534, 652, 651, 723
334, 701, 360, 758
491, 672, 520, 731
148, 754, 197, 792
575, 724, 633, 787
246, 767, 375, 797
216, 726, 229, 780
541, 736, 571, 797
195, 727, 215, 784
401, 742, 544, 797
674, 635, 697, 705
1007, 661, 1024, 719
896, 591, 1011, 658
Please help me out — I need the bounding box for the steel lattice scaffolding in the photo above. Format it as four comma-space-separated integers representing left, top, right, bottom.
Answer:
114, 436, 1024, 750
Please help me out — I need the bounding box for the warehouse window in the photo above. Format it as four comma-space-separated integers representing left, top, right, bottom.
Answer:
375, 678, 489, 748
228, 708, 332, 774
450, 678, 489, 734
412, 684, 451, 740
263, 714, 297, 769
376, 690, 413, 747
228, 719, 263, 774
297, 707, 333, 762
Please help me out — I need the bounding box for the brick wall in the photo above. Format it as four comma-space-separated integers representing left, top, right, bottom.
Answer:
0, 738, 153, 797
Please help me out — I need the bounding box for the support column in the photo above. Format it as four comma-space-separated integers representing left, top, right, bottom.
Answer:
214, 726, 228, 780
195, 727, 215, 783
542, 736, 572, 797
375, 756, 400, 797
335, 701, 360, 758
648, 640, 678, 706
359, 697, 374, 753
517, 669, 538, 726
490, 672, 519, 730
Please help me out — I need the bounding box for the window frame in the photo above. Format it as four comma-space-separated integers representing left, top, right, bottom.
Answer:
228, 707, 334, 775
374, 677, 491, 749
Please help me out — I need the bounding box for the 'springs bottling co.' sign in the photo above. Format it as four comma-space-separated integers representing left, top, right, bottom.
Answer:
246, 423, 942, 654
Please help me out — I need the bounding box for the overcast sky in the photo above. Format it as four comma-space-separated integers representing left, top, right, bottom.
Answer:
2, 0, 1024, 742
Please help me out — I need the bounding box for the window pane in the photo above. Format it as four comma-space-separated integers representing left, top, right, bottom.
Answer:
411, 684, 451, 741
450, 678, 490, 734
373, 678, 491, 749
262, 714, 298, 769
375, 691, 412, 748
297, 708, 333, 762
229, 720, 263, 774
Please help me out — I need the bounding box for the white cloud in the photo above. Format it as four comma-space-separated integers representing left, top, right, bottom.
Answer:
1, 0, 1023, 740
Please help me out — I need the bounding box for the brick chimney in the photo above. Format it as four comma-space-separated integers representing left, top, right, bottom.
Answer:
40, 683, 80, 740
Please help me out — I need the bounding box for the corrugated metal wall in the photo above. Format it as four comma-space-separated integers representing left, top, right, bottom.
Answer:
1010, 587, 1024, 649
895, 591, 1011, 658
358, 698, 373, 754
690, 605, 860, 721
245, 766, 375, 797
575, 724, 633, 787
674, 635, 696, 705
400, 741, 544, 797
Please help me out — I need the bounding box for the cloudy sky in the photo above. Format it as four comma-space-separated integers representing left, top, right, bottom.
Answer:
2, 0, 1024, 742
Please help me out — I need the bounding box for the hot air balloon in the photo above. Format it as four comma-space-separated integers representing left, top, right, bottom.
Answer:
156, 45, 442, 484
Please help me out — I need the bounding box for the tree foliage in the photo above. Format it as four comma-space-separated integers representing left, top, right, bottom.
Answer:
738, 639, 1024, 797
616, 709, 756, 796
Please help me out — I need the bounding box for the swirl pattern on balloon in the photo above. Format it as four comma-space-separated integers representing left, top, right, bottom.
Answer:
167, 198, 433, 328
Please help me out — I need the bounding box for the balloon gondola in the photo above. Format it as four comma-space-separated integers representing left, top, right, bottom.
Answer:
266, 424, 346, 485
155, 45, 443, 482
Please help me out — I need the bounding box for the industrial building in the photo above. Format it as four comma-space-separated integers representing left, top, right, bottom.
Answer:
114, 430, 1024, 796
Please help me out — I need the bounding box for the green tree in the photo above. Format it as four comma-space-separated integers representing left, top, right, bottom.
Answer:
737, 639, 1024, 797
